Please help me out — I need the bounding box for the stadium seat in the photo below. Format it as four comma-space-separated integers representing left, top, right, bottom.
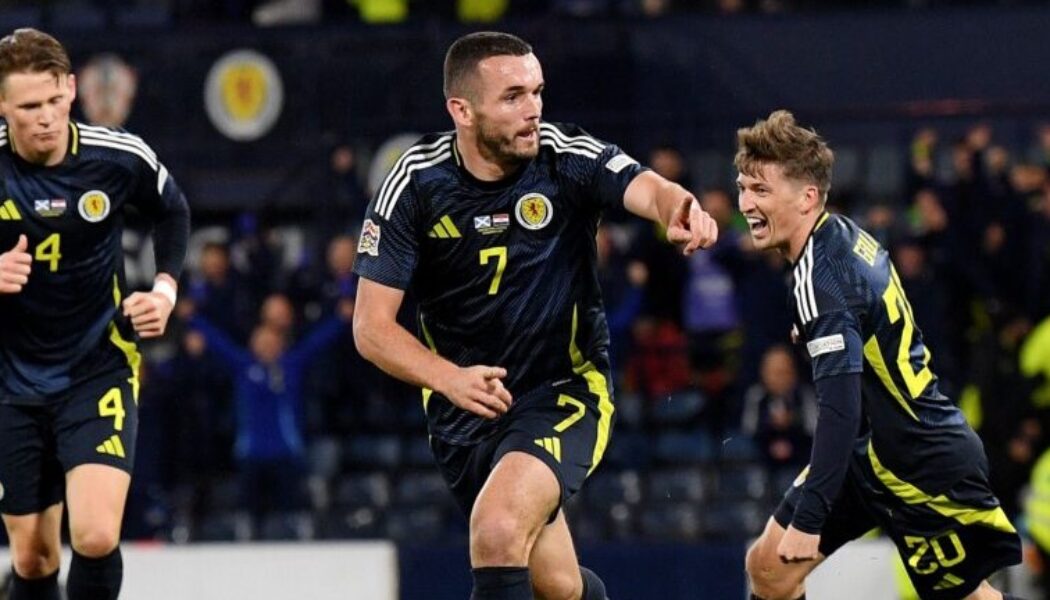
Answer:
585, 469, 643, 509
865, 144, 905, 196
395, 471, 449, 507
333, 472, 392, 508
652, 429, 716, 464
648, 390, 706, 426
402, 435, 435, 468
195, 510, 253, 542
317, 507, 384, 540
385, 506, 447, 542
614, 391, 644, 430
719, 431, 760, 463
601, 431, 652, 470
258, 510, 315, 541
638, 502, 702, 541
307, 436, 342, 479
208, 476, 243, 512
702, 501, 765, 540
715, 464, 768, 501
344, 434, 402, 470
831, 145, 861, 191
647, 467, 707, 504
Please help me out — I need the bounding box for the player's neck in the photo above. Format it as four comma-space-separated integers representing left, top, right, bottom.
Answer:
784, 210, 822, 264
455, 135, 521, 182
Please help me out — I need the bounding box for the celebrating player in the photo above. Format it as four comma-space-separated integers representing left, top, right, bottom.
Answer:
353, 31, 717, 600
737, 110, 1021, 600
0, 28, 189, 600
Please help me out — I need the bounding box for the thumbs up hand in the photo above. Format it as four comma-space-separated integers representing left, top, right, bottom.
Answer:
0, 235, 32, 294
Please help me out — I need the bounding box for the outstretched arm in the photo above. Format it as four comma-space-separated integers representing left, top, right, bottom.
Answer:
623, 170, 718, 255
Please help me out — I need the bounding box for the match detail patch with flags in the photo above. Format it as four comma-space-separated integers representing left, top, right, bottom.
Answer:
34, 199, 67, 218
605, 153, 638, 173
807, 334, 846, 357
358, 219, 381, 256
474, 213, 510, 235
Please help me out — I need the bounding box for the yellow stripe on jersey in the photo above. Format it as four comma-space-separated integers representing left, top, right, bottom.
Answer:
815, 211, 830, 230
109, 276, 141, 402
420, 317, 439, 411
439, 215, 461, 238
867, 440, 1015, 534
431, 222, 449, 238
69, 122, 79, 155
864, 335, 919, 421
1, 199, 21, 220
569, 304, 613, 475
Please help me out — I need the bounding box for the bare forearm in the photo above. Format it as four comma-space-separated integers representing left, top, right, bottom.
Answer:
354, 318, 457, 393
624, 172, 691, 228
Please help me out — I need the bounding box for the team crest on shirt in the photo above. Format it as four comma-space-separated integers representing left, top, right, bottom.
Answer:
77, 190, 111, 223
514, 193, 552, 231
358, 219, 381, 256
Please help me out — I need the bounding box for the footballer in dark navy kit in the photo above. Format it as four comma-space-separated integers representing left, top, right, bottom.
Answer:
738, 111, 1021, 600
0, 28, 188, 600
353, 32, 717, 600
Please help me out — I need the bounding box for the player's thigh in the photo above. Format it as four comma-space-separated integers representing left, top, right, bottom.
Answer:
54, 376, 137, 552
529, 510, 583, 600
470, 451, 560, 565
0, 404, 65, 517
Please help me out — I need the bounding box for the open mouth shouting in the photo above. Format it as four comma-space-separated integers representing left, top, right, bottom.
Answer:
746, 215, 769, 238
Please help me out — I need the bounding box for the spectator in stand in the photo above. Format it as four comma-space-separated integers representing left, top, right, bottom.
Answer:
182, 299, 353, 526
597, 223, 648, 386
187, 241, 256, 342
741, 345, 816, 472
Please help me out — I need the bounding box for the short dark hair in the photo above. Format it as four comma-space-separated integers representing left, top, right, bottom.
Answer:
735, 110, 834, 204
0, 28, 71, 90
443, 31, 532, 100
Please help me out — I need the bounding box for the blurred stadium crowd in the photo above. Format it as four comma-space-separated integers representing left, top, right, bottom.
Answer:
95, 118, 1049, 557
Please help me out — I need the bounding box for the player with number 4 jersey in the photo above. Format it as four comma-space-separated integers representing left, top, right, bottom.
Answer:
738, 111, 1020, 600
0, 28, 189, 600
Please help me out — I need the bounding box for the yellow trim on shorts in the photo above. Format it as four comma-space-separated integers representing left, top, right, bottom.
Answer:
109, 276, 141, 402
569, 304, 613, 475
867, 440, 1015, 533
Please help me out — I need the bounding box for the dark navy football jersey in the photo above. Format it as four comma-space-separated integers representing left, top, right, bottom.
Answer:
354, 122, 646, 444
792, 212, 977, 494
0, 121, 187, 404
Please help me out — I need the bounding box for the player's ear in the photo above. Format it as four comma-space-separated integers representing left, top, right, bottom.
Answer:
446, 97, 473, 128
801, 184, 821, 214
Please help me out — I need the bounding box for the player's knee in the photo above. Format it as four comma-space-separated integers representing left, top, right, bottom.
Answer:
10, 546, 60, 579
746, 543, 798, 600
70, 527, 120, 558
532, 568, 582, 600
470, 512, 530, 564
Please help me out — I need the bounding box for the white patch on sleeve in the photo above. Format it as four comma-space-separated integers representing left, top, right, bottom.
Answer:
357, 219, 381, 257
806, 334, 846, 358
605, 153, 638, 173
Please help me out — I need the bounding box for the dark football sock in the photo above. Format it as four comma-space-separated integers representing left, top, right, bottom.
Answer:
581, 566, 608, 600
9, 568, 60, 600
470, 566, 531, 600
66, 547, 122, 600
